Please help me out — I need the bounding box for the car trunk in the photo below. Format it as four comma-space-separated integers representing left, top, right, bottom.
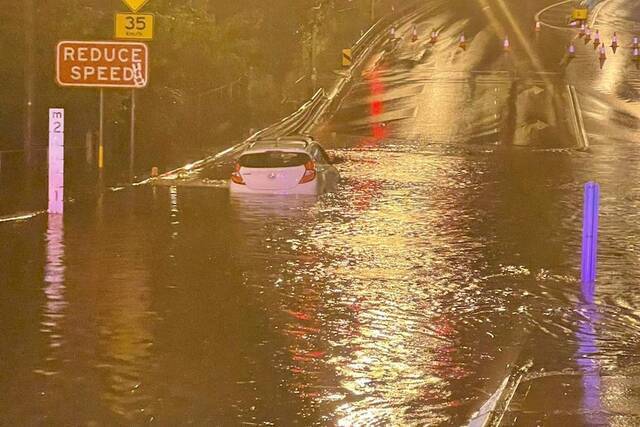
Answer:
238, 151, 310, 191
240, 166, 306, 190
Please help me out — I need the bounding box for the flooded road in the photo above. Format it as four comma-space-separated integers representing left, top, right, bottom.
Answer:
3, 0, 640, 425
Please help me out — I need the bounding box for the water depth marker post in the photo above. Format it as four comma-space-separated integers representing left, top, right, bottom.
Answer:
48, 109, 65, 215
581, 182, 600, 285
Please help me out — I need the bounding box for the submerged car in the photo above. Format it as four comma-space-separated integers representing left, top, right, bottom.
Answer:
230, 136, 340, 195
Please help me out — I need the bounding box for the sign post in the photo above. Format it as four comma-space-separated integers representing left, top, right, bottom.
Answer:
56, 40, 148, 181
117, 1, 152, 180
99, 88, 104, 181
48, 109, 64, 215
130, 89, 136, 180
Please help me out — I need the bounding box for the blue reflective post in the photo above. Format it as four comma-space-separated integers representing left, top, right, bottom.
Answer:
581, 182, 600, 285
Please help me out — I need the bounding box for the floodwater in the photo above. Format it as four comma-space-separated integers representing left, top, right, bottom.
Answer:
2, 0, 640, 425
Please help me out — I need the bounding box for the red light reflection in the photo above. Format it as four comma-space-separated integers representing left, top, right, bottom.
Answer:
361, 69, 387, 146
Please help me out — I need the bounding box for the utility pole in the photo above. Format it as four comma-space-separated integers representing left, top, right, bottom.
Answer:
24, 0, 35, 166
310, 3, 320, 94
311, 22, 318, 92
129, 89, 136, 181
311, 21, 317, 72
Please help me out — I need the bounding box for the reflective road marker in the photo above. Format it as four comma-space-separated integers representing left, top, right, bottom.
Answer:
581, 182, 600, 285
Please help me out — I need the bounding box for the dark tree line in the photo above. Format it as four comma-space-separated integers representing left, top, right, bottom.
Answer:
1, 0, 374, 177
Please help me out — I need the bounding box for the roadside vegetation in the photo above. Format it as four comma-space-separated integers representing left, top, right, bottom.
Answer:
1, 0, 376, 177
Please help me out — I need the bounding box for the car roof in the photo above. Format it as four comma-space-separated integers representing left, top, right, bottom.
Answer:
243, 136, 317, 154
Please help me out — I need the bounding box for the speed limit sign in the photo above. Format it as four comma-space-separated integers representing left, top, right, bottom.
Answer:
115, 13, 154, 40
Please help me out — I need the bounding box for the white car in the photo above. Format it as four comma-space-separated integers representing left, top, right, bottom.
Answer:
230, 136, 340, 195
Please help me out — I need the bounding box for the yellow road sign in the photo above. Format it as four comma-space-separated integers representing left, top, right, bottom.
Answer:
571, 8, 588, 21
122, 0, 150, 12
342, 48, 352, 67
115, 13, 154, 40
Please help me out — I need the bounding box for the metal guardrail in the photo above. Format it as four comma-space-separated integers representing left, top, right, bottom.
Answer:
352, 19, 383, 58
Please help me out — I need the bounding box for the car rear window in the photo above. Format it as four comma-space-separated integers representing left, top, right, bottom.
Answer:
239, 152, 310, 168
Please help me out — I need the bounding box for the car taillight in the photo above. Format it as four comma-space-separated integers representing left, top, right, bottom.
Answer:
231, 163, 245, 185
299, 161, 316, 184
